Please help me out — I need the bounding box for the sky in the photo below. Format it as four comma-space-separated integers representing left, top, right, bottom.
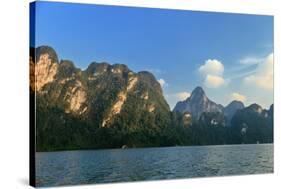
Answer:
32, 1, 274, 110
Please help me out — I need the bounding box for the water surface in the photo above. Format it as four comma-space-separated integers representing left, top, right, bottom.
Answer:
36, 144, 273, 187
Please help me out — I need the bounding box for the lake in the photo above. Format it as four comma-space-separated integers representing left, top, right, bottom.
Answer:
36, 144, 273, 187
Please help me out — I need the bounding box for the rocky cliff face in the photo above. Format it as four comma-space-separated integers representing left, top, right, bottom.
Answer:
230, 103, 273, 143
224, 100, 245, 125
32, 46, 169, 120
31, 46, 273, 150
32, 46, 171, 151
173, 86, 223, 120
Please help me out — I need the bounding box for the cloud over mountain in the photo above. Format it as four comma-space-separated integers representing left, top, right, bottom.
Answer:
204, 75, 225, 88
244, 53, 273, 90
199, 59, 227, 88
230, 92, 247, 103
199, 59, 224, 76
174, 92, 191, 101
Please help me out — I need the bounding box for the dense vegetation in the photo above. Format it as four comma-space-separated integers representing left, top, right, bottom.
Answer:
32, 46, 273, 152
36, 103, 273, 151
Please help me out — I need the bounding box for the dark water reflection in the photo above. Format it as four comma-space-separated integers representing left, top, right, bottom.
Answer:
36, 144, 273, 187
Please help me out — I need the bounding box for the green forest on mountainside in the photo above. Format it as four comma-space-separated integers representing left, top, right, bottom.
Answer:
31, 46, 273, 152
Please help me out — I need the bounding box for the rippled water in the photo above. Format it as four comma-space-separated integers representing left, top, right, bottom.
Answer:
36, 144, 273, 187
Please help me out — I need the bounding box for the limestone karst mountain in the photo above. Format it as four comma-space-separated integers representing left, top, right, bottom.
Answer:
31, 46, 274, 151
224, 100, 245, 125
173, 86, 223, 120
230, 103, 273, 143
31, 46, 172, 151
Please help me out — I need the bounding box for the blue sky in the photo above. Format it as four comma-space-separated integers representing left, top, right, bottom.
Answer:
32, 1, 274, 109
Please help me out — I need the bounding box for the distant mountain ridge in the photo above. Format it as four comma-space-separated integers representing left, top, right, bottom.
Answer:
224, 100, 245, 124
230, 103, 273, 143
173, 86, 223, 120
173, 86, 272, 126
31, 45, 273, 151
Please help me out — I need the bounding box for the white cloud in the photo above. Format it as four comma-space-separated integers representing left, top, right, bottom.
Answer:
157, 78, 166, 87
165, 91, 191, 108
239, 56, 265, 65
199, 59, 224, 76
198, 59, 227, 88
243, 53, 273, 90
204, 74, 226, 88
174, 92, 191, 101
230, 92, 247, 103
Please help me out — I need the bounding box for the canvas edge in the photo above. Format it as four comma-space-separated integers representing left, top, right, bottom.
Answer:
29, 1, 36, 187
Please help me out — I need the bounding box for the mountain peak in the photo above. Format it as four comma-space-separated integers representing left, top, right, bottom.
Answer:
226, 100, 244, 108
190, 86, 206, 101
224, 100, 245, 124
191, 86, 205, 96
248, 103, 263, 113
36, 45, 59, 63
249, 103, 262, 109
173, 86, 223, 120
